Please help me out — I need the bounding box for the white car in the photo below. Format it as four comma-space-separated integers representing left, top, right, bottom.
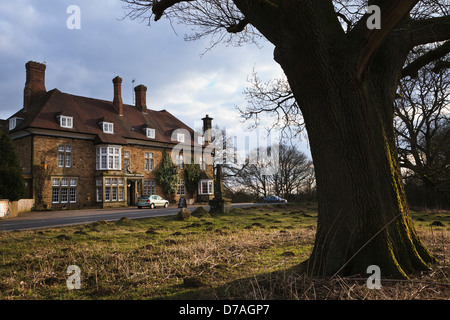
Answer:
137, 195, 169, 209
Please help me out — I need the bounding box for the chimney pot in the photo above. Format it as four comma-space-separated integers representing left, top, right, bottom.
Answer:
24, 61, 46, 110
113, 76, 123, 116
134, 84, 147, 113
202, 114, 213, 143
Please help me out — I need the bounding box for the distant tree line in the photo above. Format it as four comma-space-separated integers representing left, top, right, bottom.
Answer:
222, 144, 316, 203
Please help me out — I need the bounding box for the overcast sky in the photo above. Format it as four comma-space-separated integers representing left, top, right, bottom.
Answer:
0, 0, 310, 156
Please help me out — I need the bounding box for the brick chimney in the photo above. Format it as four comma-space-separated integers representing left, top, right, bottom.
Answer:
134, 84, 147, 113
23, 61, 46, 110
112, 76, 123, 116
202, 114, 213, 143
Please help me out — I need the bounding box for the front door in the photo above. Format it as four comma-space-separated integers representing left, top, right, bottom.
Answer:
127, 180, 135, 206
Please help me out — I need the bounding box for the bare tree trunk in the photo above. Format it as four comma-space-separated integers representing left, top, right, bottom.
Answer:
273, 11, 435, 278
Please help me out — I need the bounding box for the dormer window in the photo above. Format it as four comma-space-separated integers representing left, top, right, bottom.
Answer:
102, 122, 114, 134
177, 133, 185, 143
58, 115, 73, 129
8, 117, 23, 131
145, 128, 155, 139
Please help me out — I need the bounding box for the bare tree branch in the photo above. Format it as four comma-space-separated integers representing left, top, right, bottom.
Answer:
402, 41, 450, 78
408, 15, 450, 47
351, 0, 420, 78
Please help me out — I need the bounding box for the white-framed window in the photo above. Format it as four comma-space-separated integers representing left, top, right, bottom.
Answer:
146, 128, 155, 139
96, 146, 122, 170
9, 118, 16, 130
118, 187, 124, 201
58, 145, 72, 168
52, 188, 60, 203
199, 180, 214, 195
197, 136, 204, 145
145, 152, 154, 171
51, 177, 77, 204
96, 178, 102, 202
8, 117, 23, 131
177, 179, 185, 195
123, 151, 130, 173
59, 116, 73, 129
100, 178, 124, 202
177, 133, 185, 143
102, 122, 114, 134
105, 187, 111, 201
176, 154, 184, 169
61, 188, 68, 203
143, 180, 156, 196
112, 187, 118, 201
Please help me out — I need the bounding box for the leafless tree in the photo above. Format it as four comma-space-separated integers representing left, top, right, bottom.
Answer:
121, 0, 450, 277
395, 54, 450, 207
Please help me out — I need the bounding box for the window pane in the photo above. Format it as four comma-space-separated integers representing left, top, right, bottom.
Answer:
65, 153, 71, 167
61, 178, 68, 186
208, 181, 213, 194
58, 153, 64, 167
52, 188, 59, 203
96, 187, 102, 202
61, 188, 68, 203
53, 178, 60, 186
70, 188, 76, 203
105, 187, 111, 201
101, 155, 107, 169
112, 187, 117, 201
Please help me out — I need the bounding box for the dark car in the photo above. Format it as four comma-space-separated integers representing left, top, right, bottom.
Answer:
263, 195, 288, 203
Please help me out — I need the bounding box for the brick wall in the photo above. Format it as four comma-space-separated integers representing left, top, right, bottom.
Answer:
13, 134, 214, 210
32, 136, 97, 210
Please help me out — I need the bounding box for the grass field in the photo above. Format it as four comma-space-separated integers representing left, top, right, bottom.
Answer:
0, 203, 448, 300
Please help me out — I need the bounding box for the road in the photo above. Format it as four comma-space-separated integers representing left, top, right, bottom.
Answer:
0, 203, 265, 232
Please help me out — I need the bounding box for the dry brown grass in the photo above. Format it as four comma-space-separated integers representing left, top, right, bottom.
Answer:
0, 203, 448, 300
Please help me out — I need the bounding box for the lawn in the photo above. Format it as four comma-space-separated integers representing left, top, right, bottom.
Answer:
0, 203, 448, 300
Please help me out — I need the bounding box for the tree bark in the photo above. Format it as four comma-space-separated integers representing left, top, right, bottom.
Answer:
272, 4, 436, 278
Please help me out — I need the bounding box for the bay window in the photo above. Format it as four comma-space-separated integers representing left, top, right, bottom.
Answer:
96, 146, 122, 170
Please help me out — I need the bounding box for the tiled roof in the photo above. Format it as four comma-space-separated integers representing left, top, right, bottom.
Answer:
9, 88, 196, 145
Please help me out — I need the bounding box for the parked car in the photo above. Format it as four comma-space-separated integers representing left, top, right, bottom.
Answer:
263, 195, 288, 203
137, 195, 169, 209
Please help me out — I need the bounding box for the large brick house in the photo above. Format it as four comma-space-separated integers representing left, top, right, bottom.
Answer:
6, 61, 215, 210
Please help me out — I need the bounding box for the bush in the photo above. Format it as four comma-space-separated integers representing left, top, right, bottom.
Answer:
0, 132, 25, 201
